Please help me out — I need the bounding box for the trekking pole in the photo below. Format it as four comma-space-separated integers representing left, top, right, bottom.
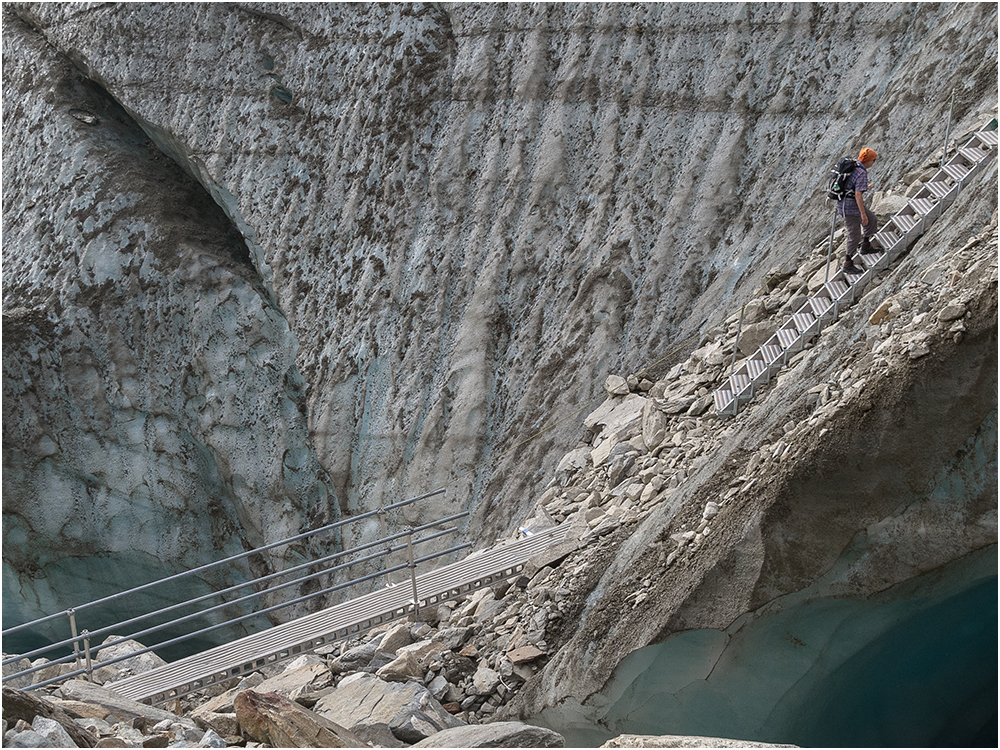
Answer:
824, 208, 837, 284
942, 88, 956, 163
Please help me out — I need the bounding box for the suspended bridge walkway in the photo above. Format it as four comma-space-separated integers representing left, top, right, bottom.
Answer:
3, 487, 572, 705
110, 523, 569, 704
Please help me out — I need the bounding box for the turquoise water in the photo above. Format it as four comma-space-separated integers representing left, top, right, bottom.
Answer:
783, 576, 997, 747
549, 554, 997, 748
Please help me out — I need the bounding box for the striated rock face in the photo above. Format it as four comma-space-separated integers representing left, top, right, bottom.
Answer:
2, 0, 996, 668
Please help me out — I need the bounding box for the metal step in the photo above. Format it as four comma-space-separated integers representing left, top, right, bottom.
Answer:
909, 196, 938, 219
807, 295, 833, 320
893, 213, 920, 234
791, 311, 817, 335
761, 343, 784, 366
975, 130, 998, 147
729, 373, 751, 395
843, 266, 865, 284
714, 388, 735, 414
960, 146, 991, 165
776, 327, 799, 350
825, 279, 850, 300
746, 358, 767, 380
923, 181, 956, 200
858, 251, 887, 270
942, 162, 971, 183
872, 228, 901, 252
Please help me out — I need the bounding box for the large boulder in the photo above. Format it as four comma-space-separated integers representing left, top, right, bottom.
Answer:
314, 673, 465, 744
233, 690, 366, 748
96, 637, 168, 681
1, 687, 98, 748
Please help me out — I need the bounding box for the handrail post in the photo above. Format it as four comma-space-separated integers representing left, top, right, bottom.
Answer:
729, 304, 746, 378
68, 609, 82, 671
82, 630, 94, 683
942, 88, 956, 163
405, 528, 419, 619
378, 508, 392, 584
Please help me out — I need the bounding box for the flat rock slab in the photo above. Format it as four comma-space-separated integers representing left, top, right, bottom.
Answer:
584, 395, 647, 437
314, 673, 465, 744
250, 662, 331, 696
191, 663, 330, 718
601, 735, 798, 748
56, 681, 196, 728
506, 645, 547, 665
412, 721, 566, 747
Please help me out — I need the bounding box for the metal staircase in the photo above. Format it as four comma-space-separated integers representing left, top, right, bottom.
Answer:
714, 126, 998, 416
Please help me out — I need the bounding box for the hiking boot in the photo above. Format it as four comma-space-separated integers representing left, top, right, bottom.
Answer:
843, 258, 861, 274
859, 237, 873, 254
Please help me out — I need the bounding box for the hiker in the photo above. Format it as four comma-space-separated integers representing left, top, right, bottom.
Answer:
839, 147, 878, 272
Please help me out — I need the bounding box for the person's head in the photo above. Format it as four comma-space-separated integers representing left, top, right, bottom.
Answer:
858, 147, 878, 168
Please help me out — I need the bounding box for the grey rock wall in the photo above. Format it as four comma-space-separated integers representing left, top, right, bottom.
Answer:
3, 3, 997, 629
2, 10, 335, 631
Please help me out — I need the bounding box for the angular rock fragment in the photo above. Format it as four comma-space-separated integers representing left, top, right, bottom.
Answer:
411, 721, 566, 747
605, 375, 630, 396
314, 673, 464, 744
376, 650, 425, 683
233, 689, 366, 748
471, 665, 501, 695
32, 716, 80, 748
506, 645, 547, 665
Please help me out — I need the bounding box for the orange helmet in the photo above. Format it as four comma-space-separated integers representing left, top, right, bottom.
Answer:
859, 148, 878, 163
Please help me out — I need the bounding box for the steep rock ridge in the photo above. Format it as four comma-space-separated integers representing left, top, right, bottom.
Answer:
493, 145, 998, 743
5, 3, 995, 561
2, 12, 335, 639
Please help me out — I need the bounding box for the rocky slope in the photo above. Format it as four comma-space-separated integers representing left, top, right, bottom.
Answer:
2, 3, 997, 741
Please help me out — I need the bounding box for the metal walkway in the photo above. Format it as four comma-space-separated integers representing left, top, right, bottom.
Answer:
109, 523, 570, 704
715, 125, 998, 416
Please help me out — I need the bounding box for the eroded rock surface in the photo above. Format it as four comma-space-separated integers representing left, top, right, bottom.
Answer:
6, 6, 997, 610
2, 4, 996, 746
2, 8, 335, 632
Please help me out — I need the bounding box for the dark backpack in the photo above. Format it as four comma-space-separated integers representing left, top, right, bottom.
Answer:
827, 157, 857, 201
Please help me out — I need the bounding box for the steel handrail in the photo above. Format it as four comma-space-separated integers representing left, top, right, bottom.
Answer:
2, 488, 445, 638
12, 539, 473, 692
2, 512, 467, 668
